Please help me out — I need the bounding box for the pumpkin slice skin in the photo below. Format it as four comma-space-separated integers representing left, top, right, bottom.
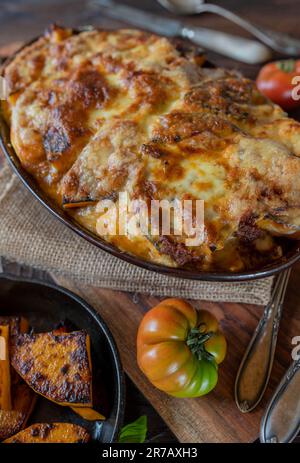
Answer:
3, 422, 90, 443
0, 325, 12, 411
12, 380, 37, 425
0, 410, 26, 441
11, 330, 92, 407
0, 381, 37, 441
1, 316, 36, 427
0, 317, 29, 338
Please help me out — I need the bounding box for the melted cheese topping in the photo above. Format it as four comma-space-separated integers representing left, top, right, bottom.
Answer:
3, 26, 300, 271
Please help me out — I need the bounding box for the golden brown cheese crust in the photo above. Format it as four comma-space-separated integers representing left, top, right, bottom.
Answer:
3, 25, 300, 272
11, 330, 92, 406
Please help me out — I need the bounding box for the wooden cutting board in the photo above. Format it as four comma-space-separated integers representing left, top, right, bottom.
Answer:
1, 40, 300, 444
52, 272, 300, 443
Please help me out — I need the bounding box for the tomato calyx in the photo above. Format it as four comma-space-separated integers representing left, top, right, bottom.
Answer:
276, 59, 296, 73
186, 325, 216, 365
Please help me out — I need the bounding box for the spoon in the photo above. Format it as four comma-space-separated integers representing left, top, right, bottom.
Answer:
158, 0, 300, 55
235, 269, 291, 413
260, 359, 300, 443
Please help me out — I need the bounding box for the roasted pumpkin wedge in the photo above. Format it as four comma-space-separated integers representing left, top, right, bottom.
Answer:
0, 381, 37, 441
12, 380, 37, 423
0, 317, 29, 338
71, 407, 105, 421
0, 325, 11, 411
0, 410, 26, 441
51, 323, 71, 335
11, 330, 92, 407
3, 422, 90, 443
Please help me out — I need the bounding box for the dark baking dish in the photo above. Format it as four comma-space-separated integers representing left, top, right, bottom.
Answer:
0, 274, 125, 443
1, 31, 300, 282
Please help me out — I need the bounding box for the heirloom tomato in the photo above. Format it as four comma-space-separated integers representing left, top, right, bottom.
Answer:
137, 298, 227, 398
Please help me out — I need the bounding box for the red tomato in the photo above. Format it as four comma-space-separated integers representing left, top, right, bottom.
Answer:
256, 59, 300, 111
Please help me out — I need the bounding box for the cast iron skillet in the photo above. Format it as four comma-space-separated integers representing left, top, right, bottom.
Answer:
1, 30, 300, 282
0, 274, 125, 443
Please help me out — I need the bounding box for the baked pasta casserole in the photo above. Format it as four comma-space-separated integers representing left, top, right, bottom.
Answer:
2, 25, 300, 272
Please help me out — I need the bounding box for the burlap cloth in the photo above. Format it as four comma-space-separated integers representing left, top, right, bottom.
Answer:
0, 160, 274, 304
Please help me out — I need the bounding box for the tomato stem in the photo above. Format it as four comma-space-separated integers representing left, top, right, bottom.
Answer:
276, 59, 296, 73
186, 327, 216, 364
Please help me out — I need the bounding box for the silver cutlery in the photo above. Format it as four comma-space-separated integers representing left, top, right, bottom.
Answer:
260, 359, 300, 443
91, 0, 271, 64
235, 269, 291, 413
158, 0, 300, 55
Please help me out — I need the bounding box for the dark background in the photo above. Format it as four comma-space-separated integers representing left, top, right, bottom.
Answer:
0, 0, 299, 79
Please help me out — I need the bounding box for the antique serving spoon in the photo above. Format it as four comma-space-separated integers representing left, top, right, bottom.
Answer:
235, 269, 291, 413
158, 0, 300, 55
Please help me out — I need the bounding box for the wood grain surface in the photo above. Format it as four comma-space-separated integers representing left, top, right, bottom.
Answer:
52, 273, 300, 443
0, 0, 300, 443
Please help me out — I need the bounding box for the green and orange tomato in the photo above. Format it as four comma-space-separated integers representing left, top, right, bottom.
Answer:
137, 298, 227, 398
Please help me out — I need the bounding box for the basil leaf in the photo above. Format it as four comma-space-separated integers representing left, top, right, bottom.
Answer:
118, 415, 147, 443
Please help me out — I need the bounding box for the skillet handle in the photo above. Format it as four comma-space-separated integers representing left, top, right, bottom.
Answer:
0, 257, 52, 283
